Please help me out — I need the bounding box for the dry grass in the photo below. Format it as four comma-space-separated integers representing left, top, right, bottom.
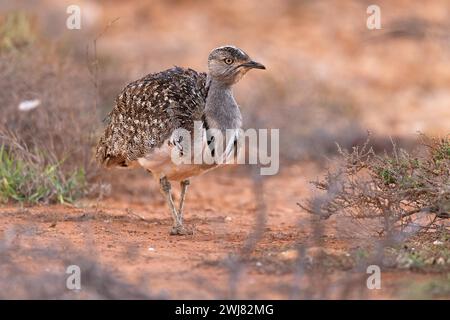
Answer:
0, 12, 98, 203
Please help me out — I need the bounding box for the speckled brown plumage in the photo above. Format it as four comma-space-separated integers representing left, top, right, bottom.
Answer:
95, 46, 265, 235
96, 67, 208, 167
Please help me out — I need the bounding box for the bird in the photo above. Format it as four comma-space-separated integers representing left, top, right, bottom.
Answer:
96, 45, 265, 235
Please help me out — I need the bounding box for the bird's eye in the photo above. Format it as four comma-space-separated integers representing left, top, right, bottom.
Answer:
224, 58, 234, 65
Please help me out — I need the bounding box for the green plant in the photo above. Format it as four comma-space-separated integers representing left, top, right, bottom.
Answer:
404, 274, 450, 299
0, 11, 36, 52
0, 145, 86, 204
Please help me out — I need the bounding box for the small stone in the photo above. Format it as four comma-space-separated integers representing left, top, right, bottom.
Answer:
18, 99, 40, 111
225, 216, 232, 222
436, 257, 446, 265
279, 249, 298, 261
256, 261, 262, 267
424, 257, 435, 265
148, 247, 155, 252
433, 240, 444, 245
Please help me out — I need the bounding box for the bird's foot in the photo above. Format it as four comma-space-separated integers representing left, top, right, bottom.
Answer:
170, 224, 193, 236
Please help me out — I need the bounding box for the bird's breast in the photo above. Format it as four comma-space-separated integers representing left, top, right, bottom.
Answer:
137, 128, 217, 181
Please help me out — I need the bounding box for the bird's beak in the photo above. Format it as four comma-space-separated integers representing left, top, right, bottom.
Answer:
240, 60, 266, 70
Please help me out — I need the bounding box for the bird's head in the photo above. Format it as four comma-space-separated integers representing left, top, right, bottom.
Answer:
207, 45, 265, 85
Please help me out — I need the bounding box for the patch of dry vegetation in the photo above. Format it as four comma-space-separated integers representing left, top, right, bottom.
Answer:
0, 12, 98, 203
300, 134, 450, 235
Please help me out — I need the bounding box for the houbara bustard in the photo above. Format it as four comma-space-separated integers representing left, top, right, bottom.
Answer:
96, 46, 265, 235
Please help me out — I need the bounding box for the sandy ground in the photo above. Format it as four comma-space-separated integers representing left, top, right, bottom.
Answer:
0, 162, 446, 299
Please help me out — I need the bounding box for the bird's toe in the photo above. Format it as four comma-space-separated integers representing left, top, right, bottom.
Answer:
170, 225, 194, 236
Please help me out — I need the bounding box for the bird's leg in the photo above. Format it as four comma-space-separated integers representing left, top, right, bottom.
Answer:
159, 176, 192, 235
178, 179, 190, 223
159, 176, 179, 228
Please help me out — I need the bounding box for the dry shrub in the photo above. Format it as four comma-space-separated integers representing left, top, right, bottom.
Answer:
0, 46, 97, 173
0, 12, 98, 203
299, 134, 450, 235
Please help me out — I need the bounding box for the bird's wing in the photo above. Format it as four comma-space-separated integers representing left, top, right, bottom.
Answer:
96, 67, 207, 167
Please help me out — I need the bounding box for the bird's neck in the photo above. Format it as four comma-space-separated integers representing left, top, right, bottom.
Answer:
204, 77, 242, 131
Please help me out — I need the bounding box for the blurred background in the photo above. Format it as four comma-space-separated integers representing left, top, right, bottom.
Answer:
1, 0, 449, 167
0, 0, 449, 299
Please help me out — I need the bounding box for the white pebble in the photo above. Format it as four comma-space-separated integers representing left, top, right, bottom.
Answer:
18, 99, 40, 111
